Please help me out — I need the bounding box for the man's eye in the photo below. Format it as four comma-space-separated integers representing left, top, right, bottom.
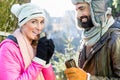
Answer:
82, 8, 85, 10
79, 6, 85, 11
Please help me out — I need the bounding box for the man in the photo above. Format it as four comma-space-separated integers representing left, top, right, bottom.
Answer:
64, 0, 120, 80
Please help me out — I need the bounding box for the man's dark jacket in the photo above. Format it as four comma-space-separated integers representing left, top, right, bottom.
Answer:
79, 21, 120, 80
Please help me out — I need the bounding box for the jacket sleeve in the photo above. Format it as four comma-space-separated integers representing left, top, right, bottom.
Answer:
0, 41, 55, 80
32, 58, 56, 80
109, 34, 120, 78
42, 64, 56, 80
90, 75, 119, 80
90, 31, 120, 80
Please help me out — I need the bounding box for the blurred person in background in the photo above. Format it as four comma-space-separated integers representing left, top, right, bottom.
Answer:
0, 3, 56, 80
64, 0, 120, 80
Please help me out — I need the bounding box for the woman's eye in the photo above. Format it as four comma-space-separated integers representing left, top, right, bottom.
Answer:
40, 20, 44, 24
32, 21, 36, 23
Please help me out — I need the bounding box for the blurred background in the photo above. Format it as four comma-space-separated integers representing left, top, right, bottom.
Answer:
0, 0, 120, 80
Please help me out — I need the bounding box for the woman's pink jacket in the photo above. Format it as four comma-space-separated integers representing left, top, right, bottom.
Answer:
0, 39, 56, 80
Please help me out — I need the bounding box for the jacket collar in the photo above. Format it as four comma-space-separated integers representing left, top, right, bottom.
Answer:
81, 27, 112, 69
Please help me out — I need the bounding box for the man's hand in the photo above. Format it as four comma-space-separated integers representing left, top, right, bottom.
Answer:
64, 67, 87, 80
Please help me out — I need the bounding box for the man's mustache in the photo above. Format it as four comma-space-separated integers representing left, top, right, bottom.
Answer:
80, 16, 88, 21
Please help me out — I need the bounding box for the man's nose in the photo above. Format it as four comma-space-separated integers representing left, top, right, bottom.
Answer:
77, 11, 83, 19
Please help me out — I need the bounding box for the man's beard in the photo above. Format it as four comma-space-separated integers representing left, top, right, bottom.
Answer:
77, 16, 94, 30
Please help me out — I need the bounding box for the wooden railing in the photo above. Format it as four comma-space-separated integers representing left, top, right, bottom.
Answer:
0, 31, 10, 37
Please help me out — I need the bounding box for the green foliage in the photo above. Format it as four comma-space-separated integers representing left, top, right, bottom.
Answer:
0, 0, 30, 33
112, 0, 120, 17
51, 36, 79, 80
0, 0, 30, 42
112, 0, 120, 10
0, 0, 19, 32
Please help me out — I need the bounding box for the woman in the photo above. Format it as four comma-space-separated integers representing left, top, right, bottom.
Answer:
0, 3, 56, 80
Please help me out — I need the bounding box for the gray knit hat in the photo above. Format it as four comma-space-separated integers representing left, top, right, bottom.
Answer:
11, 3, 46, 27
71, 0, 112, 28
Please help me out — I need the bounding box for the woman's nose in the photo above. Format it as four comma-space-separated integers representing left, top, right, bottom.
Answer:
37, 23, 44, 31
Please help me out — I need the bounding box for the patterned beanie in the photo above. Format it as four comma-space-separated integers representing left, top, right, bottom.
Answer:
11, 3, 46, 27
